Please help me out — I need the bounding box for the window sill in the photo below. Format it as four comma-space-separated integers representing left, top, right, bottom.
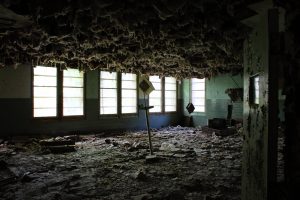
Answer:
32, 117, 58, 122
149, 112, 164, 115
99, 114, 119, 119
164, 111, 177, 114
32, 116, 86, 121
120, 113, 138, 118
62, 116, 86, 121
190, 112, 206, 116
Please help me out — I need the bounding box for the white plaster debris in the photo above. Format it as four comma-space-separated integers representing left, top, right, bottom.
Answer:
0, 126, 244, 200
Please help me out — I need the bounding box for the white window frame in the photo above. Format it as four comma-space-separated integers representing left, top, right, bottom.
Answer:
164, 77, 177, 112
149, 76, 162, 113
254, 76, 259, 105
33, 66, 57, 118
33, 66, 85, 118
99, 71, 118, 115
121, 73, 137, 114
63, 69, 84, 116
191, 78, 205, 112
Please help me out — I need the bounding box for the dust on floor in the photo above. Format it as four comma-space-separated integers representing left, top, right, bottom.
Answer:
0, 126, 243, 200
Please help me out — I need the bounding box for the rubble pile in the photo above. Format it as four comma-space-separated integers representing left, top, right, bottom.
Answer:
39, 135, 77, 154
0, 126, 244, 200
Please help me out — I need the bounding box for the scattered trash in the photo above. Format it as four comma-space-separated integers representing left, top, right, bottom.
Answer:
133, 168, 147, 181
1, 126, 277, 200
112, 141, 119, 146
105, 139, 111, 144
159, 142, 176, 151
0, 160, 17, 187
21, 172, 37, 182
145, 154, 159, 164
39, 136, 76, 153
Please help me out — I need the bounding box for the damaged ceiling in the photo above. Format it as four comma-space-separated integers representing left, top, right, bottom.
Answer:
0, 0, 260, 78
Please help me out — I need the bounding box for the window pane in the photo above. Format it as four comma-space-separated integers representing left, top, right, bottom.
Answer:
100, 71, 118, 115
63, 88, 84, 97
254, 76, 259, 104
122, 80, 136, 89
122, 90, 137, 98
149, 76, 162, 113
101, 107, 117, 114
192, 98, 205, 106
165, 77, 176, 83
34, 66, 57, 76
122, 97, 137, 105
165, 105, 176, 112
151, 106, 162, 113
121, 73, 137, 114
101, 98, 117, 107
149, 98, 161, 105
100, 89, 117, 98
164, 77, 177, 112
152, 82, 162, 90
63, 68, 83, 77
122, 106, 137, 113
191, 78, 205, 112
101, 79, 117, 88
101, 71, 117, 79
165, 98, 176, 106
191, 82, 205, 90
34, 108, 57, 117
33, 66, 57, 117
195, 106, 205, 112
63, 77, 83, 87
122, 73, 136, 81
150, 91, 162, 98
34, 87, 57, 97
165, 91, 176, 98
165, 83, 176, 90
192, 78, 205, 84
193, 90, 205, 98
34, 98, 56, 108
63, 69, 84, 116
63, 98, 83, 108
34, 76, 57, 86
149, 75, 161, 82
63, 108, 84, 116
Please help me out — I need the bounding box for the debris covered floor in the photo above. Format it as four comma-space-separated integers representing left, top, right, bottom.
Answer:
0, 127, 243, 200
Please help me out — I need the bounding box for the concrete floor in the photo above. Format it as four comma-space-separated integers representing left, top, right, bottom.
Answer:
1, 126, 245, 200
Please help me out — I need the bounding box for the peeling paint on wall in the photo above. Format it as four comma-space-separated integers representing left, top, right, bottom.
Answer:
242, 9, 269, 200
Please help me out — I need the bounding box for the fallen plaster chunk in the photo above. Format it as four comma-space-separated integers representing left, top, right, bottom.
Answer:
145, 154, 159, 163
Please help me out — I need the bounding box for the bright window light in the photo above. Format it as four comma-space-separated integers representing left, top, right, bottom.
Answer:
191, 78, 205, 112
149, 76, 162, 113
164, 77, 177, 112
33, 66, 57, 117
63, 68, 84, 116
121, 73, 137, 114
100, 71, 118, 114
254, 76, 259, 104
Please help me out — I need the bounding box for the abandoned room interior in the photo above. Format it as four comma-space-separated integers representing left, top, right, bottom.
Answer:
0, 0, 299, 199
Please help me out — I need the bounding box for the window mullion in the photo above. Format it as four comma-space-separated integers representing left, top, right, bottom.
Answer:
149, 76, 162, 113
117, 72, 121, 116
57, 68, 63, 118
136, 74, 139, 114
162, 77, 165, 113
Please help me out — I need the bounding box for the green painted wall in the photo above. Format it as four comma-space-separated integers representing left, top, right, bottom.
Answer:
182, 73, 243, 127
0, 65, 31, 98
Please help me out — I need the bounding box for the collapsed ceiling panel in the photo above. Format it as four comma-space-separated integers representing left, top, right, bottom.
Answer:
0, 0, 259, 78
